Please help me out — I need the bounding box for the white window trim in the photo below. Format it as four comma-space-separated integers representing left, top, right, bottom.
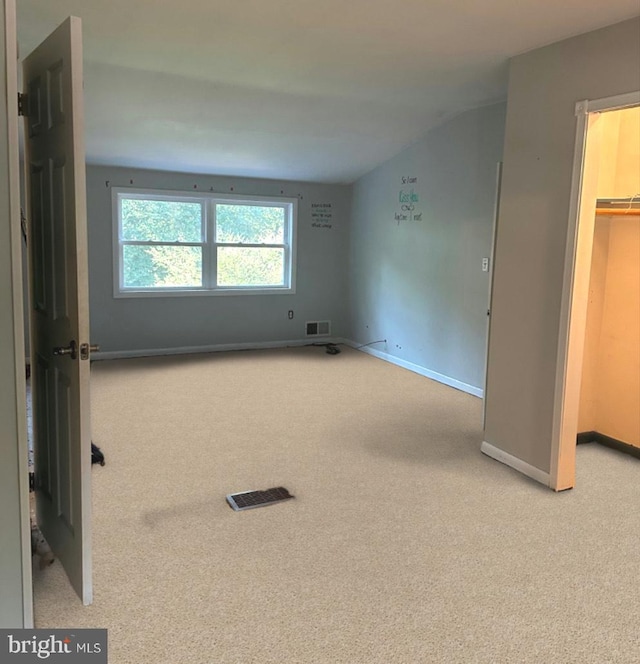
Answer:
111, 187, 298, 297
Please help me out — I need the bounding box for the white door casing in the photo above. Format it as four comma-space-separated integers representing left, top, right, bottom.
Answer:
23, 16, 92, 605
550, 90, 640, 490
482, 161, 502, 430
2, 0, 33, 626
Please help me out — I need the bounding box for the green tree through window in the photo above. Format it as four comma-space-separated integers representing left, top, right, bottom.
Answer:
121, 198, 203, 288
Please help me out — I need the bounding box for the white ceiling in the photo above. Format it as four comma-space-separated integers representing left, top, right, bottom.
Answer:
16, 1, 640, 183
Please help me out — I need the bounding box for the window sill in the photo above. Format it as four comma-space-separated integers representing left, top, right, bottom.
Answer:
114, 286, 296, 299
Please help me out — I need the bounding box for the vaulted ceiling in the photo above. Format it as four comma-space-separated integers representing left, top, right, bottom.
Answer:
16, 0, 640, 183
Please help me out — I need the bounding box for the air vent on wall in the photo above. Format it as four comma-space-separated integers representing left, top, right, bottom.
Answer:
306, 320, 331, 337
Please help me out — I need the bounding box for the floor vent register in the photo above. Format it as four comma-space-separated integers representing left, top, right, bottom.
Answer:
226, 486, 294, 511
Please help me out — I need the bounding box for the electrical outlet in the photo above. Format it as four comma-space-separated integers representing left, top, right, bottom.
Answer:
482, 257, 490, 272
288, 310, 294, 319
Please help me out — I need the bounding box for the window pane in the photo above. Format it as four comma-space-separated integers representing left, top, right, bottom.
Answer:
123, 245, 202, 288
121, 198, 203, 242
217, 247, 285, 287
216, 204, 285, 244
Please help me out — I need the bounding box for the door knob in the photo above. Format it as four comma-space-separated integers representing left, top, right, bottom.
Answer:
53, 340, 78, 360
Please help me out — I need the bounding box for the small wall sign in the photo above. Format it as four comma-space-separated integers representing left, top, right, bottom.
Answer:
311, 202, 333, 229
395, 176, 423, 223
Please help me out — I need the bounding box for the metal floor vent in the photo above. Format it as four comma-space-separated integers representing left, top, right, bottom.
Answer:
226, 486, 295, 511
306, 320, 331, 337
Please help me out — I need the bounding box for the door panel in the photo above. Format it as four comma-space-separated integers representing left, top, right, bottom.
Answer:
52, 157, 69, 321
24, 16, 92, 605
30, 164, 46, 312
34, 355, 52, 499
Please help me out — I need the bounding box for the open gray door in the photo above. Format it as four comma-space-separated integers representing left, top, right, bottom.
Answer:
23, 16, 93, 605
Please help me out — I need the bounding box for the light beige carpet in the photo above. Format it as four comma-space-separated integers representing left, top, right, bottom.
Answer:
33, 346, 640, 663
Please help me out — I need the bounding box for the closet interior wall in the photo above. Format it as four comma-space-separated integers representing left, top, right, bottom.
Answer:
578, 107, 640, 450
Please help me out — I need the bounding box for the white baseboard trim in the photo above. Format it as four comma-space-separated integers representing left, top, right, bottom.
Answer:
481, 441, 550, 486
92, 338, 333, 361
339, 339, 483, 398
95, 339, 483, 402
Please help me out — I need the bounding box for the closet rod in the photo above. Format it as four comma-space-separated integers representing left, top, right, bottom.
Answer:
595, 208, 640, 216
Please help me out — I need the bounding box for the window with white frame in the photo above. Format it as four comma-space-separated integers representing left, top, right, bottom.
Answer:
113, 188, 297, 296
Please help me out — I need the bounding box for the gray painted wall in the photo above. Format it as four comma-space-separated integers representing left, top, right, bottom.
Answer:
87, 166, 351, 354
484, 17, 640, 475
348, 103, 506, 392
0, 0, 29, 627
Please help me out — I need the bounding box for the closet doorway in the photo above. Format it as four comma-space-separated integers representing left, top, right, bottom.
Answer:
551, 93, 640, 490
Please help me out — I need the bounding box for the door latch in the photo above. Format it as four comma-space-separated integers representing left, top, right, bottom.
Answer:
80, 343, 100, 360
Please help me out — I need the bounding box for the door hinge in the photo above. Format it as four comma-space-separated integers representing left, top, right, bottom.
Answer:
18, 92, 28, 117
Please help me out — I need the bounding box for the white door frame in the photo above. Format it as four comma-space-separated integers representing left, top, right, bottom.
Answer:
3, 0, 33, 627
549, 90, 640, 491
482, 161, 502, 430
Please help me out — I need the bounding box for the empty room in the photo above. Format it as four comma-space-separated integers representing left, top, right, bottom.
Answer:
1, 2, 639, 663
